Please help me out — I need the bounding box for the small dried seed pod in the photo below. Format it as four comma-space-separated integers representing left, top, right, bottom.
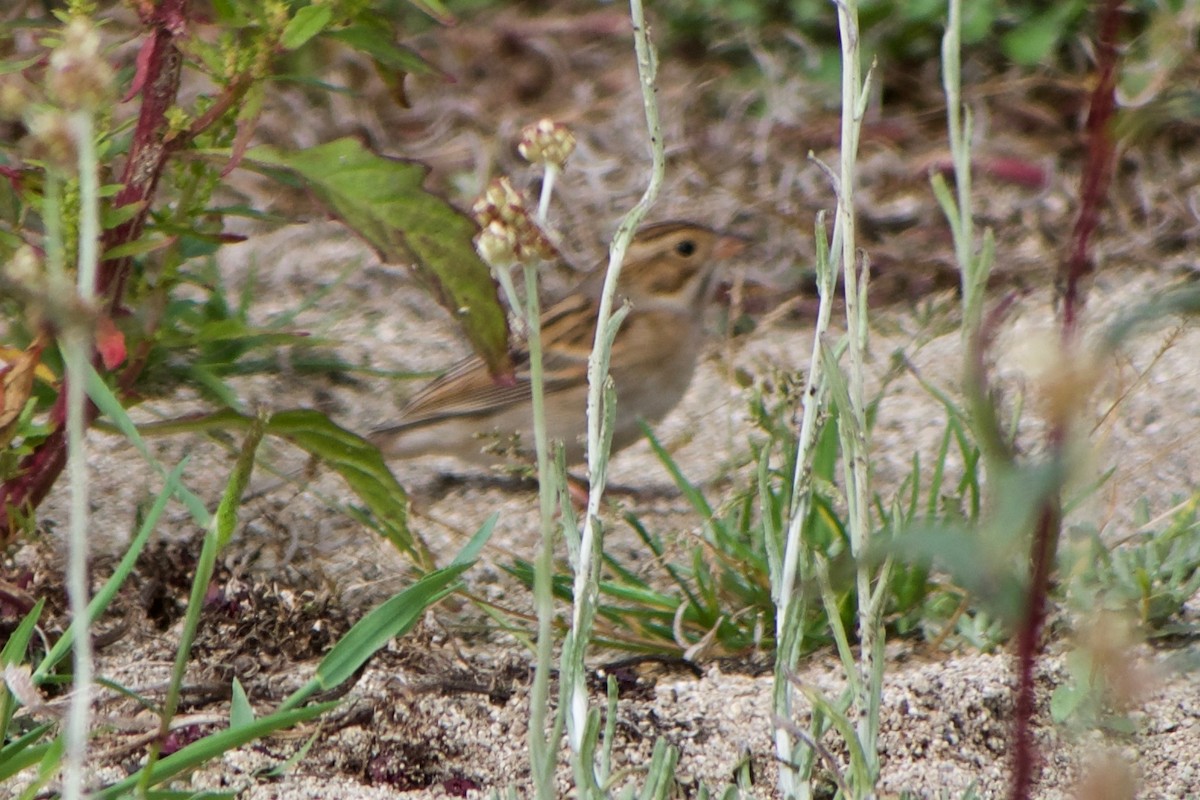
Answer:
475, 219, 519, 268
518, 118, 576, 169
473, 176, 529, 227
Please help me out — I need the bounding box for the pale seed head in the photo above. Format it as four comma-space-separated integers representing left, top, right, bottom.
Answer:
518, 118, 576, 169
47, 18, 114, 111
475, 220, 519, 268
472, 178, 557, 266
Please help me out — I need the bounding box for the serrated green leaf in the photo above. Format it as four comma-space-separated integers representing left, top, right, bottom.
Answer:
243, 139, 510, 375
281, 4, 333, 51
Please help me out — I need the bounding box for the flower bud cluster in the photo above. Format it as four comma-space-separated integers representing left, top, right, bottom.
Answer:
518, 118, 576, 168
0, 17, 115, 170
47, 18, 115, 111
472, 177, 556, 267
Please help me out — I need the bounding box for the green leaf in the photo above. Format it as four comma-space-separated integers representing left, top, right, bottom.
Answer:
327, 20, 441, 77
209, 0, 243, 25
263, 408, 423, 562
961, 2, 996, 44
281, 4, 333, 51
230, 679, 254, 729
1, 599, 45, 665
102, 234, 176, 261
280, 515, 493, 711
1001, 1, 1086, 66
131, 408, 426, 563
101, 199, 146, 230
1050, 682, 1089, 723
16, 733, 62, 798
85, 364, 210, 526
243, 139, 510, 375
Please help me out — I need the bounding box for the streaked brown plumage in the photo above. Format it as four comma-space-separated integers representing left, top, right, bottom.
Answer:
371, 221, 745, 465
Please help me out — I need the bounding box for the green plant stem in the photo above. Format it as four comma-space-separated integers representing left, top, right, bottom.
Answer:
524, 259, 559, 800
770, 4, 878, 797
139, 414, 266, 794
72, 111, 101, 298
942, 0, 981, 338
933, 0, 1002, 493
61, 107, 100, 800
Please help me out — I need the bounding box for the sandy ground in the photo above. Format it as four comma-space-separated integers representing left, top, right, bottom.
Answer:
7, 4, 1200, 798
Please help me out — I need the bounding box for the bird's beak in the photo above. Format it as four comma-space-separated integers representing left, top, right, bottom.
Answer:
714, 233, 750, 260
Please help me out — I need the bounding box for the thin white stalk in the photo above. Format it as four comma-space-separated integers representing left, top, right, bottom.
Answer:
774, 0, 879, 791
72, 112, 100, 299
524, 256, 558, 799
832, 0, 883, 788
537, 164, 559, 223
62, 108, 100, 800
492, 266, 525, 334
523, 130, 566, 798
564, 0, 665, 758
774, 210, 841, 800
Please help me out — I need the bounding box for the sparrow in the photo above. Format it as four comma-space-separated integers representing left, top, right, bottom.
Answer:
371, 221, 746, 466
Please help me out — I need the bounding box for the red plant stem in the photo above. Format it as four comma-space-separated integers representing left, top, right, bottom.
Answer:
1059, 0, 1122, 337
98, 2, 189, 305
1008, 489, 1062, 800
0, 1, 190, 540
1010, 3, 1123, 798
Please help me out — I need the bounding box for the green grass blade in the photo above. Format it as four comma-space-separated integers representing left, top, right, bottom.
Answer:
86, 363, 210, 526
1, 600, 45, 666
0, 724, 54, 782
91, 703, 336, 800
640, 423, 718, 524
280, 514, 494, 711
34, 460, 186, 681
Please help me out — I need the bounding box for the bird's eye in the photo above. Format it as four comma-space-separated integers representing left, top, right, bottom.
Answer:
675, 240, 697, 257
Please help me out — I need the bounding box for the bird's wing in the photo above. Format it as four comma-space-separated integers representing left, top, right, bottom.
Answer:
381, 292, 597, 431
